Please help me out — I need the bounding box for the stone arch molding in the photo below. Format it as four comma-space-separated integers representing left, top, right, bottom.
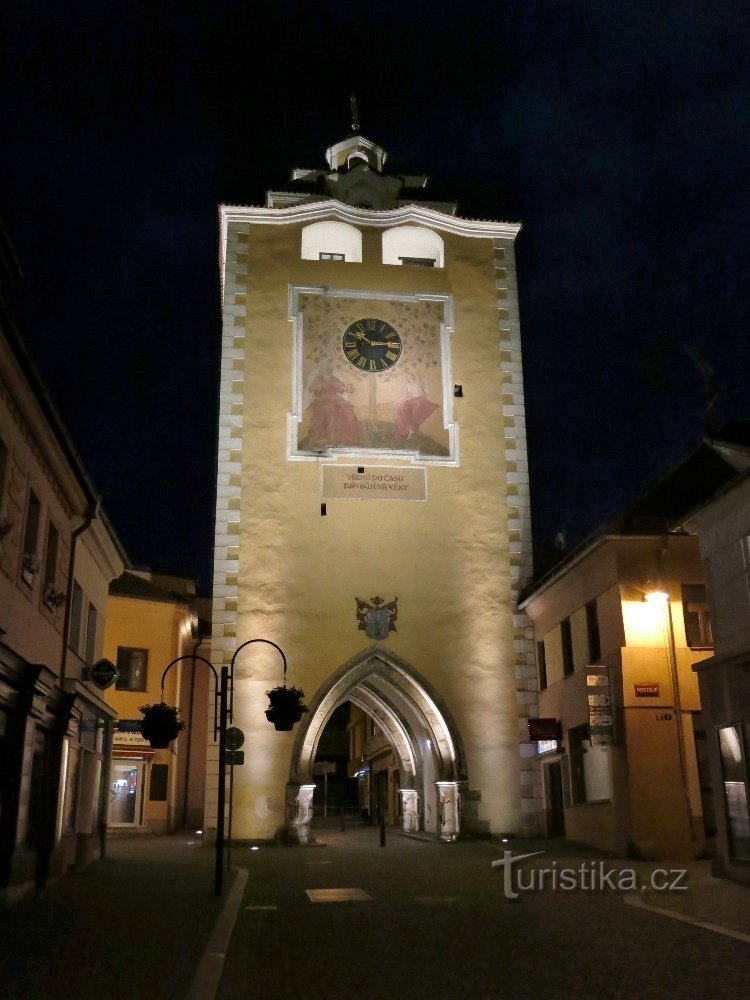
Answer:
287, 648, 467, 843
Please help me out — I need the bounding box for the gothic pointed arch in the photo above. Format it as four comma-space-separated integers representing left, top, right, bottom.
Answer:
288, 647, 467, 788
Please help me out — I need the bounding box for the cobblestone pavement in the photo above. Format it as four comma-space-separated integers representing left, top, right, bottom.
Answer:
1, 826, 749, 1000
0, 834, 229, 1000
219, 824, 750, 1000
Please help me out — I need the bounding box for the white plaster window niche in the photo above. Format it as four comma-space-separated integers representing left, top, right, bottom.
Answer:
382, 226, 444, 268
301, 221, 362, 263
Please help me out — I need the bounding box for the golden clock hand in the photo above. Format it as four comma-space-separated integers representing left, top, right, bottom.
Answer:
354, 331, 373, 345
369, 341, 400, 348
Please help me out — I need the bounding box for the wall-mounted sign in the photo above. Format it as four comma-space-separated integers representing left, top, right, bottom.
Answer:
322, 465, 427, 501
586, 666, 613, 742
226, 726, 245, 751
634, 683, 660, 697
112, 719, 151, 747
537, 739, 560, 755
88, 658, 119, 690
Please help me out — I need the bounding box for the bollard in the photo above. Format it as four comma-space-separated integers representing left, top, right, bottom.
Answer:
379, 813, 386, 847
340, 806, 345, 832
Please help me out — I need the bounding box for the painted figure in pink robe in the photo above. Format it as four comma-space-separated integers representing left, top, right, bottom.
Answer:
394, 375, 440, 441
307, 375, 360, 447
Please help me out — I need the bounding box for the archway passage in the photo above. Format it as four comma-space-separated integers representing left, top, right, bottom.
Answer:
287, 648, 467, 842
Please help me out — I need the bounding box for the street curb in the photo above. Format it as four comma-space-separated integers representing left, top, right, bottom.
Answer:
185, 867, 249, 1000
624, 893, 750, 945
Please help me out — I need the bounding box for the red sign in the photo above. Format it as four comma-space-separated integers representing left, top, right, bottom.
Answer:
634, 683, 660, 697
528, 718, 561, 741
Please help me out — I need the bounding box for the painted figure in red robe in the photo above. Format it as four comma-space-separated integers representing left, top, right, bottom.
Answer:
307, 375, 360, 447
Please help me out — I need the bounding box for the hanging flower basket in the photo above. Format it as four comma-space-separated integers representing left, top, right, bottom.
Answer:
139, 702, 185, 749
265, 685, 308, 731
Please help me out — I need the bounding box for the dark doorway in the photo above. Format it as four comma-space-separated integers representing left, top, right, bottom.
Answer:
545, 760, 565, 837
373, 770, 389, 821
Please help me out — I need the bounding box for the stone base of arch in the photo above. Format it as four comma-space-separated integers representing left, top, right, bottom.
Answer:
285, 782, 316, 845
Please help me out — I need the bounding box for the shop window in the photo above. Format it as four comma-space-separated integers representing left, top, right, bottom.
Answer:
301, 221, 362, 262
537, 641, 547, 690
115, 647, 149, 691
560, 618, 574, 676
149, 764, 169, 801
26, 728, 52, 845
586, 599, 601, 662
718, 725, 750, 860
681, 584, 713, 649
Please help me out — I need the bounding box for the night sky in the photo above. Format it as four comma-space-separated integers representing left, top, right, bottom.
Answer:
2, 2, 748, 592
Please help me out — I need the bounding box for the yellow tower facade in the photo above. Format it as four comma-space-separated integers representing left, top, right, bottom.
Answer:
209, 129, 537, 841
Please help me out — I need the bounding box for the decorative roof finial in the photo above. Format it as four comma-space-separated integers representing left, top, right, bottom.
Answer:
350, 94, 360, 134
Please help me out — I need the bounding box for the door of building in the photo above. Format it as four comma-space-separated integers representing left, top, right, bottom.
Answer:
108, 760, 144, 826
545, 760, 566, 837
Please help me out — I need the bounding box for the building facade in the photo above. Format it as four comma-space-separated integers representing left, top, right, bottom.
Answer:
208, 125, 538, 842
519, 443, 747, 860
682, 430, 750, 881
521, 533, 712, 860
0, 237, 126, 901
102, 571, 209, 835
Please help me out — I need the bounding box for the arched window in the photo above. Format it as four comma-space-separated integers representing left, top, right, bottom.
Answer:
347, 152, 368, 168
382, 226, 444, 268
301, 221, 362, 263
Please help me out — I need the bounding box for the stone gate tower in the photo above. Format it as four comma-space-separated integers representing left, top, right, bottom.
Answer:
208, 120, 539, 841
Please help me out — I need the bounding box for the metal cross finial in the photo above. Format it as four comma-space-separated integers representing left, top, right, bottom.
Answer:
350, 94, 360, 133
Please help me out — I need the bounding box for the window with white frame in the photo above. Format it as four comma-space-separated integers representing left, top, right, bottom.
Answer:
681, 584, 713, 649
42, 522, 60, 609
115, 647, 149, 691
21, 488, 41, 586
68, 580, 100, 663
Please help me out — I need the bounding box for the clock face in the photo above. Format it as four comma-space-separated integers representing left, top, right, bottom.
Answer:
292, 289, 453, 460
342, 318, 402, 372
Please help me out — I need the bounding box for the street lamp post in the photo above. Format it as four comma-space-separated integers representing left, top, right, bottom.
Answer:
153, 654, 230, 896
143, 638, 296, 896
